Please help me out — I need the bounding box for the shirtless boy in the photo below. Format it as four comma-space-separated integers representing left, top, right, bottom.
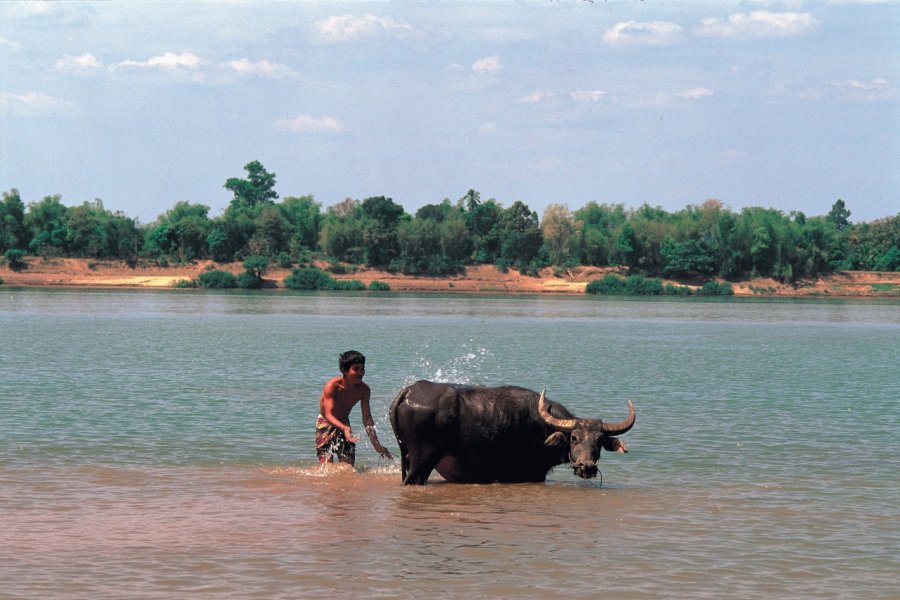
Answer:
315, 350, 394, 465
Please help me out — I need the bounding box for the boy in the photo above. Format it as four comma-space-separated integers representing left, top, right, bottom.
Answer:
315, 350, 394, 466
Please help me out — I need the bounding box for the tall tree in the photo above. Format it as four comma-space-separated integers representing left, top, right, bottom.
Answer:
148, 201, 211, 261
26, 195, 68, 257
249, 204, 289, 256
499, 201, 542, 267
462, 188, 481, 247
574, 202, 626, 266
613, 222, 638, 267
320, 198, 365, 263
219, 161, 279, 260
0, 189, 27, 252
360, 196, 406, 267
224, 161, 278, 210
469, 198, 503, 263
64, 199, 109, 258
541, 204, 578, 266
828, 199, 851, 232
280, 195, 321, 252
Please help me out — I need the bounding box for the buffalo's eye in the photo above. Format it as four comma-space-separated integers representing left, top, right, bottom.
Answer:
571, 432, 580, 443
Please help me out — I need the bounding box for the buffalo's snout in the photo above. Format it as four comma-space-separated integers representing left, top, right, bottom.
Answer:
573, 463, 598, 479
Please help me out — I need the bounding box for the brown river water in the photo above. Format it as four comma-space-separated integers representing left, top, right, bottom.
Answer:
3, 461, 894, 599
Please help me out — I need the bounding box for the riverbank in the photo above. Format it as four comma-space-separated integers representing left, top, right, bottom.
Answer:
2, 256, 899, 297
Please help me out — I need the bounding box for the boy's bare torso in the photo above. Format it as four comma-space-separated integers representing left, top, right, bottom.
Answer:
321, 375, 369, 423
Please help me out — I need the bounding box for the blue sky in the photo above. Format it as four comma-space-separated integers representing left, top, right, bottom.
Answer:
1, 0, 897, 224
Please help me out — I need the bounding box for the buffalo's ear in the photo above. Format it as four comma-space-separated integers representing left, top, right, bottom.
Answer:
544, 431, 567, 447
603, 436, 628, 453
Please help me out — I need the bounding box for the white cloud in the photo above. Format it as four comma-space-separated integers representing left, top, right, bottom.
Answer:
844, 78, 889, 91
56, 52, 296, 81
569, 89, 606, 103
113, 52, 206, 71
0, 35, 21, 51
56, 53, 104, 73
695, 11, 818, 38
634, 87, 715, 107
227, 58, 296, 79
833, 78, 897, 102
1, 2, 55, 19
0, 91, 74, 113
274, 114, 347, 133
522, 89, 606, 103
603, 21, 683, 46
479, 122, 497, 134
767, 77, 896, 103
677, 87, 714, 99
314, 14, 416, 42
522, 91, 554, 103
472, 56, 501, 74
1, 1, 95, 26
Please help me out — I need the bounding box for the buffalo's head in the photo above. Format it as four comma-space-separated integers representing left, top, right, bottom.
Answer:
538, 390, 635, 479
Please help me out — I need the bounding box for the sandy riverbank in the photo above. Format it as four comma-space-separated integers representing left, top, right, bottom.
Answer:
2, 257, 899, 297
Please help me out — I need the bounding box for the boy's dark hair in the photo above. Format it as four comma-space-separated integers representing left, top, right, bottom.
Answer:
339, 350, 366, 373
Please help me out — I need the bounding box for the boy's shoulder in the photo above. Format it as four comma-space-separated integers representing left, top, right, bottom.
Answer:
323, 375, 343, 388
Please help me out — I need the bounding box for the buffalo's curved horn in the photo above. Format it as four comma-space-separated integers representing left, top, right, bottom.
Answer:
538, 389, 577, 432
601, 400, 636, 436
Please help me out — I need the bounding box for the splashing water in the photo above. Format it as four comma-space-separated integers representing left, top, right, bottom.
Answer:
406, 340, 493, 386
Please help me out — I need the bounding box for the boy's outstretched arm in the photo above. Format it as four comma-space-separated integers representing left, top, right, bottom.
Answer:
361, 397, 395, 460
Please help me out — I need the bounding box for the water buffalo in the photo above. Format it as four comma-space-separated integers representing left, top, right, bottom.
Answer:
389, 380, 635, 484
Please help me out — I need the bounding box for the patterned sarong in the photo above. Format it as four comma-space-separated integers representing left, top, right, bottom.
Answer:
315, 414, 356, 462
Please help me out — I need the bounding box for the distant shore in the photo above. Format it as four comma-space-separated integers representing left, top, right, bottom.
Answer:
2, 257, 899, 297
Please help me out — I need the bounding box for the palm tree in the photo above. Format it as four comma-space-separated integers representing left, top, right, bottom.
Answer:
462, 189, 481, 260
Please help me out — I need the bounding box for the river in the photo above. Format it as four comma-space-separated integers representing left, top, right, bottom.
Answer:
1, 289, 897, 598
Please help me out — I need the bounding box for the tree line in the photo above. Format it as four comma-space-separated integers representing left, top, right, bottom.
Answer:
2, 160, 899, 282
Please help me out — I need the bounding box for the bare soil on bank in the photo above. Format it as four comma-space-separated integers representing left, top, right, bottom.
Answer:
2, 257, 899, 297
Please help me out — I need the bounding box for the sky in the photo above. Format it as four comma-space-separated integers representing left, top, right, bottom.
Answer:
1, 0, 898, 225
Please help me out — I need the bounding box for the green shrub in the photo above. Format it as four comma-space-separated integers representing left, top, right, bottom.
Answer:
368, 280, 391, 291
874, 246, 900, 271
0, 276, 4, 285
586, 273, 626, 295
173, 278, 197, 288
237, 271, 263, 289
625, 275, 663, 295
198, 269, 238, 288
282, 266, 371, 291
276, 252, 293, 269
698, 281, 734, 296
332, 279, 366, 291
4, 249, 26, 271
242, 255, 270, 278
587, 273, 675, 296
327, 261, 357, 275
283, 266, 335, 290
664, 283, 694, 295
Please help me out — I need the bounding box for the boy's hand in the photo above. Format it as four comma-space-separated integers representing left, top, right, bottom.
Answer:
345, 429, 360, 443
